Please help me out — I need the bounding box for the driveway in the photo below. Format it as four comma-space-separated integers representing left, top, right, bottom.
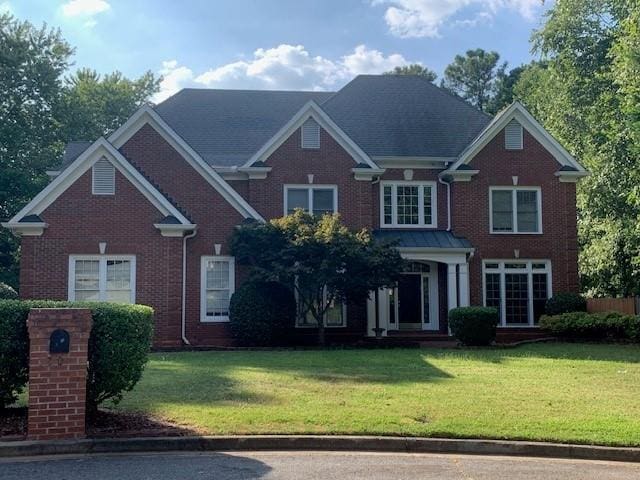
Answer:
1, 451, 639, 479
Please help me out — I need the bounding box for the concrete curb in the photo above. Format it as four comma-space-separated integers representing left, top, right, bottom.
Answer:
1, 436, 639, 463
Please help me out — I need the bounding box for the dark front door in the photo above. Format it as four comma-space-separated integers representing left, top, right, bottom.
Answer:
398, 274, 422, 329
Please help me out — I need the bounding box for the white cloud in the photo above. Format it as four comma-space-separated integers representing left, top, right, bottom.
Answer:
61, 0, 110, 17
152, 44, 412, 103
374, 0, 543, 38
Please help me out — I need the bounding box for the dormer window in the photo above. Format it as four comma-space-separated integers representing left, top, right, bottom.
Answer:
92, 158, 115, 195
505, 119, 523, 150
301, 118, 320, 149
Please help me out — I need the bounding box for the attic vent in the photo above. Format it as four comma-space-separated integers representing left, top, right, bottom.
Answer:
505, 119, 523, 150
301, 118, 320, 149
92, 157, 115, 195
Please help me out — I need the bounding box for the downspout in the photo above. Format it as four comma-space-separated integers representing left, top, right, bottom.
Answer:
182, 229, 197, 345
438, 174, 452, 231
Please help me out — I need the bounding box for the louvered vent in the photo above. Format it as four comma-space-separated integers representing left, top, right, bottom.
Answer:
505, 119, 523, 150
92, 157, 115, 195
301, 118, 320, 149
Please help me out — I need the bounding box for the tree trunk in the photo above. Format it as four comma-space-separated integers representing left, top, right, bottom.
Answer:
318, 320, 326, 346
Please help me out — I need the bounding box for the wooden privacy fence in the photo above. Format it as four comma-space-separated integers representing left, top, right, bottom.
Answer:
586, 297, 639, 315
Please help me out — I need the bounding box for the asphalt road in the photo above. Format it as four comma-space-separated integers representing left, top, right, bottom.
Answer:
1, 451, 640, 479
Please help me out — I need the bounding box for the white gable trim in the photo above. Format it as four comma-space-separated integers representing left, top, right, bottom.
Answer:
108, 106, 264, 221
446, 102, 588, 174
243, 101, 379, 169
4, 138, 194, 235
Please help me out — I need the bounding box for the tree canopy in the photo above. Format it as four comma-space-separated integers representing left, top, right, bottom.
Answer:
230, 211, 404, 344
384, 64, 437, 82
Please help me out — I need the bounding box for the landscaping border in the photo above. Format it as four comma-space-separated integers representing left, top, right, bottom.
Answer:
1, 436, 639, 463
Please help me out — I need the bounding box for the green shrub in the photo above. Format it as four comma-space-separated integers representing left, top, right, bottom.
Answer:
230, 281, 296, 346
448, 306, 499, 346
0, 282, 18, 300
540, 311, 640, 341
545, 292, 587, 316
0, 300, 154, 412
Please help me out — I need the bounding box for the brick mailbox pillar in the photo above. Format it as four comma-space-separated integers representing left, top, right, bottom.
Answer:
27, 308, 92, 441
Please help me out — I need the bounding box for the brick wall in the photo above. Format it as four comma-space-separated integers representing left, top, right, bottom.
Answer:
27, 308, 91, 440
451, 128, 579, 305
20, 167, 184, 348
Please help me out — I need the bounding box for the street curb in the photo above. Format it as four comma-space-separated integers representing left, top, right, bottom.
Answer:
1, 436, 639, 463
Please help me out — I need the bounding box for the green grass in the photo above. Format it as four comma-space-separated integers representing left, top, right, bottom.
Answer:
112, 343, 640, 446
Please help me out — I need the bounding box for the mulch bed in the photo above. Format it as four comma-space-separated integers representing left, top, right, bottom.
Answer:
0, 408, 202, 441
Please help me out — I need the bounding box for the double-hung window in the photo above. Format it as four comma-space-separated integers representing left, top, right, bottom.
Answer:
201, 256, 235, 322
490, 187, 541, 234
483, 260, 551, 326
68, 255, 135, 303
295, 286, 346, 328
284, 185, 337, 216
381, 181, 437, 228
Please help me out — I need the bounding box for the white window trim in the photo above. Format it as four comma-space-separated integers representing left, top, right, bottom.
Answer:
482, 260, 552, 327
295, 285, 347, 328
380, 181, 438, 229
489, 186, 543, 234
200, 256, 235, 323
68, 255, 136, 303
283, 185, 338, 216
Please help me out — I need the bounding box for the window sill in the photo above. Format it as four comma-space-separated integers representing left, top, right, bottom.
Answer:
381, 224, 438, 229
201, 317, 230, 323
490, 231, 543, 235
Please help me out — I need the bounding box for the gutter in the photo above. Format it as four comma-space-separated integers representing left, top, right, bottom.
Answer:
181, 229, 197, 345
438, 175, 452, 231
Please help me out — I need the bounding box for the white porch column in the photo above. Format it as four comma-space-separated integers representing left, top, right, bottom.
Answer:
447, 263, 458, 310
458, 263, 470, 307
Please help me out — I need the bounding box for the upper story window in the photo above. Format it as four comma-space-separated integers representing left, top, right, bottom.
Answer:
301, 118, 320, 149
505, 119, 523, 150
380, 181, 437, 228
490, 187, 541, 234
92, 157, 115, 195
201, 256, 235, 322
68, 255, 135, 303
284, 185, 337, 216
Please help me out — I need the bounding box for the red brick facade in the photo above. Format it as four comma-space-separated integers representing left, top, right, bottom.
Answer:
27, 308, 91, 440
16, 116, 580, 347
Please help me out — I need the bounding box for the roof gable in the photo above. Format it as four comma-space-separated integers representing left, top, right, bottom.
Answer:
108, 105, 264, 221
3, 138, 195, 236
447, 101, 587, 174
245, 101, 378, 169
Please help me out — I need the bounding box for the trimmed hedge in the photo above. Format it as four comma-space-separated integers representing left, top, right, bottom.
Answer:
230, 281, 296, 346
0, 300, 154, 411
545, 292, 587, 316
540, 311, 640, 341
448, 306, 499, 346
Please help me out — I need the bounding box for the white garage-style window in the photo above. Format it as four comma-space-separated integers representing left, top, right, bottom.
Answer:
201, 256, 235, 322
284, 185, 337, 216
483, 260, 552, 326
380, 181, 437, 228
490, 187, 542, 234
68, 255, 135, 303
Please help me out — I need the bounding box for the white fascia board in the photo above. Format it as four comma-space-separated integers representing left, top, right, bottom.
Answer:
1, 222, 48, 236
244, 101, 378, 169
6, 137, 191, 227
154, 223, 198, 237
109, 106, 264, 221
373, 157, 455, 169
555, 170, 590, 183
352, 167, 385, 181
448, 102, 588, 174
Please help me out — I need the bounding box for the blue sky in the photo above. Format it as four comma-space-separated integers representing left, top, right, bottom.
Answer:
7, 0, 552, 101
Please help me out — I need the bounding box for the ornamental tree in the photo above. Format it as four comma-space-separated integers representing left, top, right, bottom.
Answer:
230, 211, 404, 345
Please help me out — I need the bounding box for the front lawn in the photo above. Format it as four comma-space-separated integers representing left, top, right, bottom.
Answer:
112, 343, 640, 446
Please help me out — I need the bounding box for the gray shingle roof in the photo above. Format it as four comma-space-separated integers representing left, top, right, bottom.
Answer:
154, 89, 335, 167
322, 75, 491, 158
56, 141, 92, 170
373, 229, 472, 249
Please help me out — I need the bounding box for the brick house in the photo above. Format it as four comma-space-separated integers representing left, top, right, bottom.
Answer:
3, 75, 588, 347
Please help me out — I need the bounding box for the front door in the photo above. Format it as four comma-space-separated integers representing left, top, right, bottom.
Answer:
398, 274, 422, 330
